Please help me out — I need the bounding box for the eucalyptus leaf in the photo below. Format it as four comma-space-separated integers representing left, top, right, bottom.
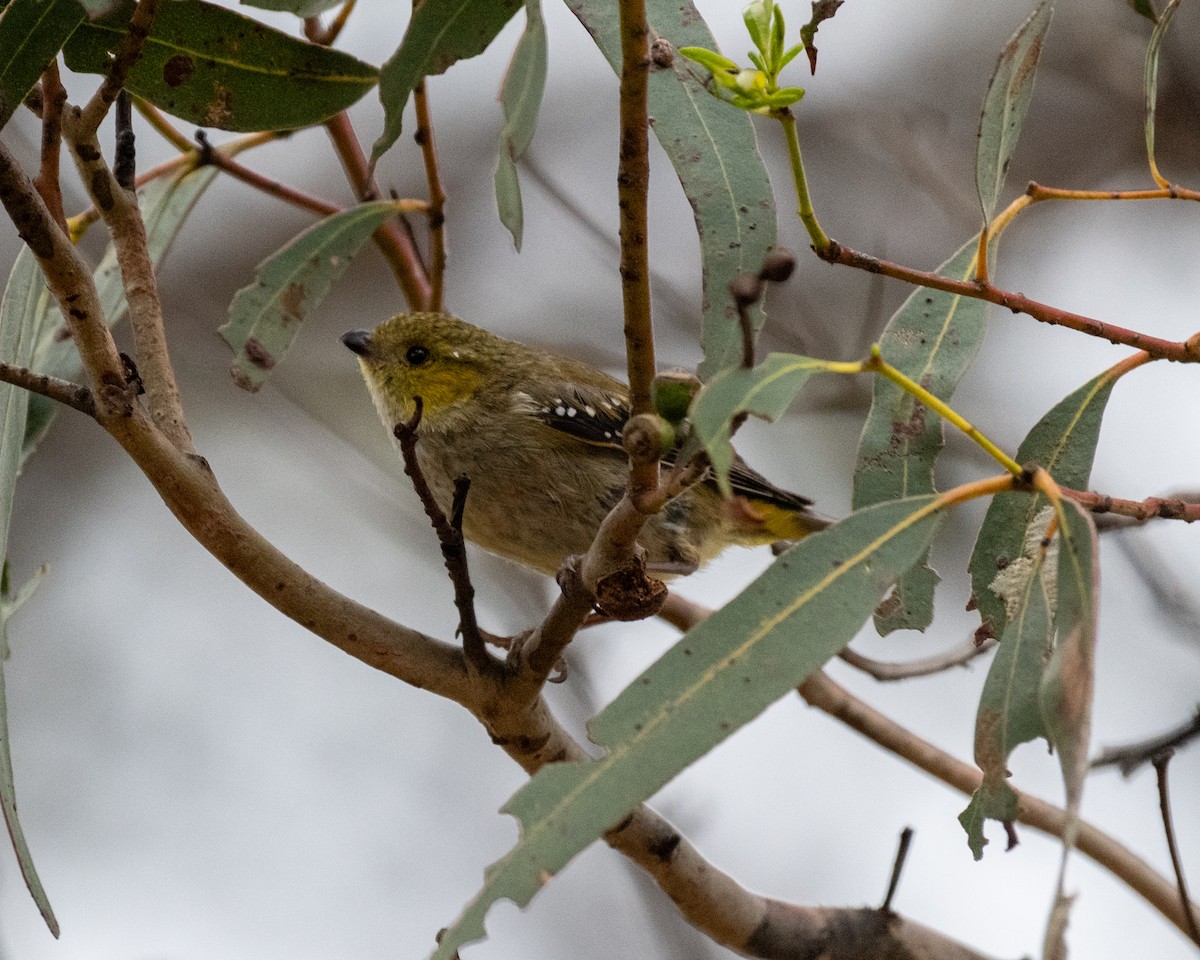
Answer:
221, 200, 400, 392
371, 0, 523, 167
1144, 0, 1181, 186
968, 368, 1119, 641
852, 234, 995, 634
429, 495, 944, 960
494, 0, 547, 250
63, 0, 377, 132
566, 0, 778, 380
0, 249, 61, 937
0, 0, 84, 131
975, 0, 1053, 224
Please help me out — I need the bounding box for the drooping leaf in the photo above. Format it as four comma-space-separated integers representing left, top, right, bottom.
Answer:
959, 507, 1054, 860
239, 0, 343, 16
24, 165, 218, 455
690, 352, 837, 495
1127, 0, 1159, 22
0, 249, 61, 937
852, 234, 995, 634
430, 495, 944, 960
370, 0, 523, 167
1143, 0, 1181, 188
968, 367, 1119, 642
975, 0, 1054, 224
220, 200, 400, 392
0, 0, 84, 131
494, 0, 547, 250
799, 0, 844, 74
566, 0, 778, 380
62, 0, 377, 132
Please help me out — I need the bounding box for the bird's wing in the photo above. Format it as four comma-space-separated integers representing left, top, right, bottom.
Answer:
513, 382, 814, 512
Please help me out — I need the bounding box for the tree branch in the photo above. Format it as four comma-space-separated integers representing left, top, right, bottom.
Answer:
32, 61, 67, 233
839, 637, 996, 682
75, 0, 164, 136
412, 79, 447, 312
0, 362, 94, 416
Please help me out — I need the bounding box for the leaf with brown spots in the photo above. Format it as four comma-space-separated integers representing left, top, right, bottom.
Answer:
221, 201, 401, 392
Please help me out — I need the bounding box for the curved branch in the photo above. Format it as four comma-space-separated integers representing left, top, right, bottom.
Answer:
839, 637, 996, 682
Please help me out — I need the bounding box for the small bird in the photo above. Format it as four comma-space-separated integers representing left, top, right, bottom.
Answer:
342, 312, 826, 576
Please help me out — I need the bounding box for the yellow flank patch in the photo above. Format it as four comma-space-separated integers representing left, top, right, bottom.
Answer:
725, 497, 816, 544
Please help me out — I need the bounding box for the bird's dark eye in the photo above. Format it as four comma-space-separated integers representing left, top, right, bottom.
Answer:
405, 344, 430, 366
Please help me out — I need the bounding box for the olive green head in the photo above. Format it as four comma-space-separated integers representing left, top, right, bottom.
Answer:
342, 312, 511, 427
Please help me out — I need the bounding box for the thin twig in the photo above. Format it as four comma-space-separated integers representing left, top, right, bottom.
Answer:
881, 826, 914, 914
76, 0, 164, 136
1026, 180, 1200, 203
413, 79, 447, 311
839, 637, 996, 682
323, 111, 431, 309
113, 91, 137, 193
0, 362, 95, 416
32, 61, 67, 232
1062, 487, 1200, 523
194, 131, 343, 218
1153, 753, 1200, 945
1093, 709, 1200, 775
819, 239, 1200, 362
303, 0, 358, 45
392, 399, 493, 678
617, 0, 657, 496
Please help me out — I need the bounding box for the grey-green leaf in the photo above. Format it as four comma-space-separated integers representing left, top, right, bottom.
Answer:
0, 0, 85, 132
220, 200, 400, 392
1144, 0, 1181, 186
968, 368, 1118, 642
0, 249, 61, 937
24, 165, 218, 456
959, 510, 1053, 860
975, 0, 1053, 224
1127, 0, 1159, 22
494, 0, 547, 250
63, 0, 378, 132
429, 495, 944, 960
690, 352, 829, 496
852, 234, 995, 634
566, 0, 778, 380
370, 0, 523, 168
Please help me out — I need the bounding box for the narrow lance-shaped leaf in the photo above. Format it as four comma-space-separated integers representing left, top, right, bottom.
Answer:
63, 0, 378, 132
1144, 0, 1181, 187
567, 0, 778, 380
958, 506, 1054, 860
975, 0, 1053, 225
24, 165, 218, 455
494, 0, 548, 250
371, 0, 523, 168
1039, 498, 1098, 958
429, 495, 945, 960
968, 367, 1120, 641
852, 234, 996, 635
0, 0, 85, 132
0, 249, 62, 937
221, 200, 401, 392
690, 352, 837, 496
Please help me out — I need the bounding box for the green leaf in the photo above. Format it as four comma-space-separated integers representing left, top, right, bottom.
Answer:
370, 0, 523, 168
1144, 0, 1181, 186
959, 507, 1054, 860
239, 0, 344, 17
690, 352, 833, 496
430, 495, 944, 960
566, 0, 778, 380
62, 0, 377, 132
220, 200, 400, 392
852, 234, 994, 634
975, 0, 1053, 224
968, 368, 1119, 642
494, 0, 547, 250
1127, 0, 1159, 24
0, 249, 61, 938
0, 0, 85, 132
24, 165, 218, 455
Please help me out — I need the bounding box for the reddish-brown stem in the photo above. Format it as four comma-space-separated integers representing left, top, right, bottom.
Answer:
1062, 487, 1200, 523
194, 132, 341, 218
819, 240, 1200, 362
33, 61, 67, 232
617, 0, 657, 495
413, 79, 448, 311
1153, 753, 1200, 946
324, 111, 431, 309
303, 0, 357, 45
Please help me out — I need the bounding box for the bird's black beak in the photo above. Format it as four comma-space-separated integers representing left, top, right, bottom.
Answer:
341, 330, 373, 357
